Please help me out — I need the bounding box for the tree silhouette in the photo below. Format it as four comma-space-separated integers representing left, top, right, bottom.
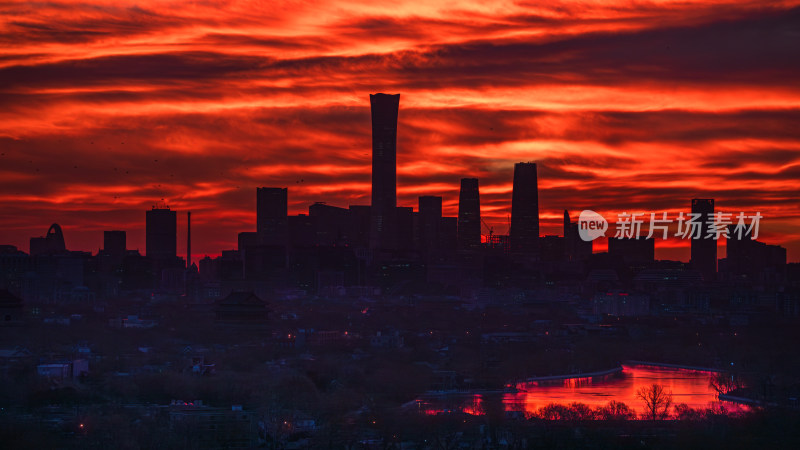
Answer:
595, 400, 635, 420
536, 402, 595, 420
673, 403, 704, 421
709, 371, 742, 395
636, 383, 673, 420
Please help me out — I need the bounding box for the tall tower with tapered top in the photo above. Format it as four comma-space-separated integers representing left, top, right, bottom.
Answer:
369, 93, 400, 252
510, 162, 540, 256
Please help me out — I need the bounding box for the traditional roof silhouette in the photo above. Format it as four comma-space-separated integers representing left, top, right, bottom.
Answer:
216, 291, 268, 307
214, 291, 269, 327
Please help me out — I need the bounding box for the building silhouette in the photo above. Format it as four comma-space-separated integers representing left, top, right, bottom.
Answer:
608, 236, 655, 264
540, 235, 565, 262
103, 230, 126, 260
146, 207, 177, 261
257, 187, 288, 246
349, 205, 371, 249
369, 93, 400, 252
309, 202, 354, 247
214, 291, 268, 327
457, 178, 481, 251
722, 224, 786, 282
396, 206, 414, 251
238, 232, 257, 252
418, 196, 442, 260
186, 211, 192, 269
510, 162, 540, 256
690, 198, 716, 281
563, 210, 592, 262
237, 188, 290, 281
439, 217, 457, 257
29, 223, 67, 256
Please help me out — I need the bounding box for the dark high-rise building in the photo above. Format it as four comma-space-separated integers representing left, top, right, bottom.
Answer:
723, 224, 786, 281
418, 196, 442, 259
237, 231, 258, 277
103, 230, 126, 259
440, 217, 458, 257
248, 188, 289, 280
186, 211, 192, 269
690, 198, 716, 281
510, 162, 539, 255
540, 235, 565, 262
369, 93, 400, 252
563, 210, 592, 262
146, 207, 177, 261
257, 187, 288, 246
238, 232, 257, 251
309, 202, 353, 247
288, 214, 315, 249
396, 206, 414, 251
349, 205, 371, 249
457, 178, 481, 251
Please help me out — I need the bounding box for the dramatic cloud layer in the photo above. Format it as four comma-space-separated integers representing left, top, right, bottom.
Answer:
2, 0, 799, 261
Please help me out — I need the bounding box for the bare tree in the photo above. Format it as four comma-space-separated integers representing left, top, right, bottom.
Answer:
595, 400, 635, 420
536, 402, 595, 421
537, 403, 572, 420
636, 384, 673, 420
709, 371, 741, 395
673, 403, 704, 421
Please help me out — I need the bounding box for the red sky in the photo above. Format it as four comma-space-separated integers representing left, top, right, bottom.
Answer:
1, 0, 799, 262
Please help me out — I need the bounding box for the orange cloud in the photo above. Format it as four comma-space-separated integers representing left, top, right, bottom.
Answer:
1, 0, 799, 261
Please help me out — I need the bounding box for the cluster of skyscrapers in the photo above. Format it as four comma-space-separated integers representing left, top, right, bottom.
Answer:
2, 93, 790, 303
240, 94, 548, 273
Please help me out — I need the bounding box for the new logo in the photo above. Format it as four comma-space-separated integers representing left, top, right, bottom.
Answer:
578, 210, 608, 241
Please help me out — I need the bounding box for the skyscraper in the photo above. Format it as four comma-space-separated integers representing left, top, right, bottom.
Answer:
146, 207, 177, 261
369, 93, 400, 252
439, 216, 458, 257
510, 162, 539, 255
563, 210, 592, 262
238, 232, 258, 253
257, 187, 288, 246
349, 205, 371, 249
186, 211, 192, 269
396, 206, 414, 251
690, 198, 716, 281
457, 178, 481, 251
418, 196, 442, 260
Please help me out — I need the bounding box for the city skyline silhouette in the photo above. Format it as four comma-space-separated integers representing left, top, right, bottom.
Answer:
6, 92, 792, 287
2, 2, 800, 447
1, 90, 795, 264
1, 2, 799, 262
